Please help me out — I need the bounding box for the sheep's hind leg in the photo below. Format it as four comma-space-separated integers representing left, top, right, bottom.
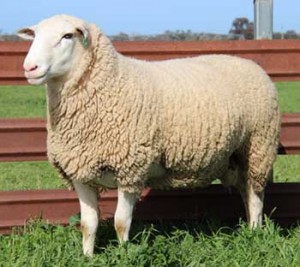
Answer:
247, 184, 264, 227
73, 181, 99, 257
114, 187, 137, 243
238, 180, 264, 228
244, 141, 275, 227
224, 153, 260, 226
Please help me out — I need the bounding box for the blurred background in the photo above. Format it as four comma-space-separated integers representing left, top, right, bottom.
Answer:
0, 0, 299, 41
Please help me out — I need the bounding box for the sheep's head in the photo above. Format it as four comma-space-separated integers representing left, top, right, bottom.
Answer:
17, 15, 90, 85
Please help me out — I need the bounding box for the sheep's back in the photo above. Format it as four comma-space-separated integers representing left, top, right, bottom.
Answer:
141, 55, 278, 174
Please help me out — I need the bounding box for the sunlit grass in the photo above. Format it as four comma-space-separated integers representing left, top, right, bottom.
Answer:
0, 155, 298, 191
274, 155, 300, 183
0, 85, 46, 118
0, 82, 299, 118
0, 161, 62, 191
276, 82, 300, 113
0, 219, 299, 267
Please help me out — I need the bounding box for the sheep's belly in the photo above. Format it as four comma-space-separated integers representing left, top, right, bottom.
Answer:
91, 171, 118, 189
147, 163, 218, 189
89, 163, 224, 190
92, 164, 168, 190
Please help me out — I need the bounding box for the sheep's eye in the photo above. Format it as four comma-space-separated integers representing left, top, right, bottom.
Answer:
63, 33, 73, 39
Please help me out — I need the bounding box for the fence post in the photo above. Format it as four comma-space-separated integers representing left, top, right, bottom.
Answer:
254, 0, 273, 39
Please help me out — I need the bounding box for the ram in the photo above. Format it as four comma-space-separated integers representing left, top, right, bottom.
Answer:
18, 14, 280, 256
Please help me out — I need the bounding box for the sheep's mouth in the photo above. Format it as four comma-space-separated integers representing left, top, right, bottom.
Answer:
27, 75, 47, 85
25, 70, 49, 85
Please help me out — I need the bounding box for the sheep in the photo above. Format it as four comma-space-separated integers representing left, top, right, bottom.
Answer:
17, 14, 280, 256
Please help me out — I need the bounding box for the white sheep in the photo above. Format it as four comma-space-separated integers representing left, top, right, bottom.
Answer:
17, 14, 280, 256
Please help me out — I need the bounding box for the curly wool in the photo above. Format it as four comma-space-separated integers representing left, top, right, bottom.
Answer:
47, 21, 280, 194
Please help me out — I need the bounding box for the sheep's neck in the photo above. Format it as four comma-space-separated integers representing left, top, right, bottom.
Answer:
46, 75, 118, 134
46, 33, 120, 131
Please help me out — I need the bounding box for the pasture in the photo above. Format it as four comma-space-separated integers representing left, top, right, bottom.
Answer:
0, 82, 299, 119
0, 219, 299, 266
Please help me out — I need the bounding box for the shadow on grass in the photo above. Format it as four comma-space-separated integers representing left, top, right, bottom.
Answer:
93, 215, 300, 255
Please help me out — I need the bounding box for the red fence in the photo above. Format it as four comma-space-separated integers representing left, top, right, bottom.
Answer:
1, 40, 300, 84
0, 40, 299, 233
1, 184, 299, 234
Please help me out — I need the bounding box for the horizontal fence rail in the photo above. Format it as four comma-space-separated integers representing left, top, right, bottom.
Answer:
278, 113, 300, 154
0, 115, 298, 162
0, 183, 299, 234
0, 119, 46, 161
1, 40, 300, 84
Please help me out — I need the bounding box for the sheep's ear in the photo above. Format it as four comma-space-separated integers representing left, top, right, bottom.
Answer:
16, 27, 36, 40
76, 27, 89, 49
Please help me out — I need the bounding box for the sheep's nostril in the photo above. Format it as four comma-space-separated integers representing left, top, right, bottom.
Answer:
30, 65, 38, 72
24, 65, 38, 72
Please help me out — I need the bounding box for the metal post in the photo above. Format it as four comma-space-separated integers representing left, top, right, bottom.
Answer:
254, 0, 273, 39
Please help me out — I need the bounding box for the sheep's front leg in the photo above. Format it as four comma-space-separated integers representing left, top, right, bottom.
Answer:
73, 181, 99, 257
114, 187, 137, 243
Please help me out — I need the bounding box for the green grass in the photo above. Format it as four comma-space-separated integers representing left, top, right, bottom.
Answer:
0, 85, 46, 118
0, 219, 299, 266
276, 82, 300, 113
0, 82, 299, 118
0, 155, 299, 191
274, 155, 300, 183
0, 162, 62, 191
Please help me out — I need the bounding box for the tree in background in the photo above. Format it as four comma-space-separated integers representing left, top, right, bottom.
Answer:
229, 17, 254, 40
283, 30, 298, 39
229, 17, 300, 40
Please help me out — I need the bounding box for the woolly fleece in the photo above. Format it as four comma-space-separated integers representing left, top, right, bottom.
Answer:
45, 16, 280, 194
